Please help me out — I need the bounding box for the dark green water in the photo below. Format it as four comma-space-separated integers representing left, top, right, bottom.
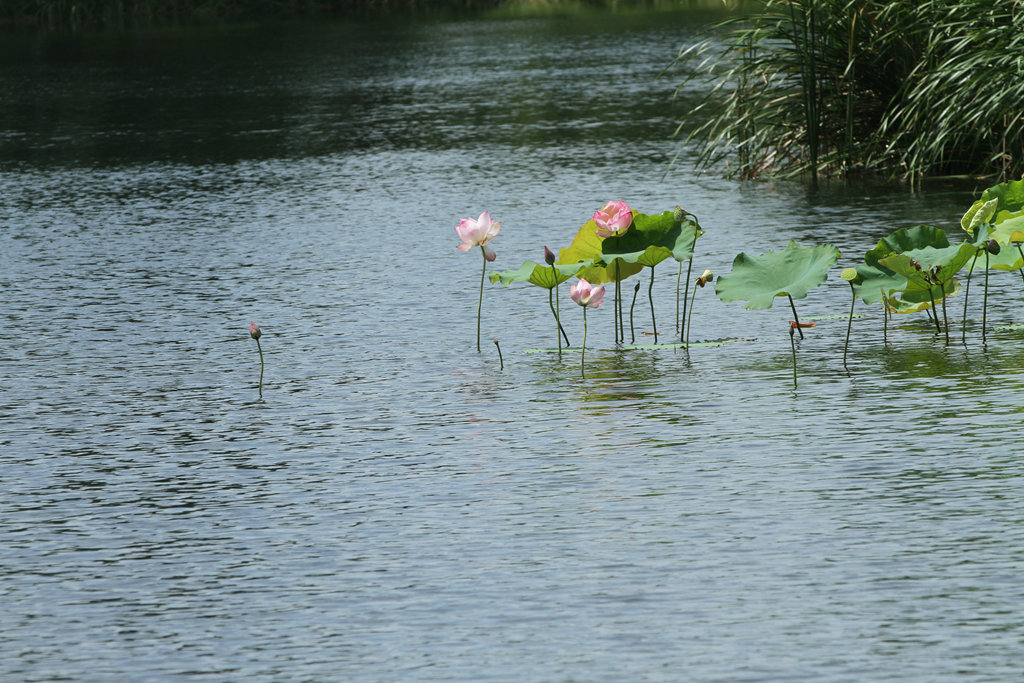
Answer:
2, 11, 1023, 681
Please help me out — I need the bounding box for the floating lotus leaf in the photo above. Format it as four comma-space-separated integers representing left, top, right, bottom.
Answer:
961, 179, 1024, 234
715, 240, 839, 310
490, 260, 590, 289
852, 225, 951, 305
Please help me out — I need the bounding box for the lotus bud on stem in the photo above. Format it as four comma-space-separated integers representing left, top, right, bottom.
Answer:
962, 247, 982, 344
571, 278, 606, 380
544, 247, 568, 355
249, 322, 264, 397
454, 211, 501, 353
840, 268, 857, 368
984, 239, 999, 346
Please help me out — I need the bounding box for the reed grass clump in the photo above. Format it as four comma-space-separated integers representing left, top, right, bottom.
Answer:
676, 0, 1024, 184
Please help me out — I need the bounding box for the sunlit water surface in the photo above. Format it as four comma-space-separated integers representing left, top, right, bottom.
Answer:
2, 12, 1024, 681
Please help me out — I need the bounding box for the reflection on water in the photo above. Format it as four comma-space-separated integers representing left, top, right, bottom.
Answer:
3, 10, 1024, 682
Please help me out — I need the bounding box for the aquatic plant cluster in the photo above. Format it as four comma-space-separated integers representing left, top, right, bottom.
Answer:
677, 0, 1024, 184
451, 179, 1024, 382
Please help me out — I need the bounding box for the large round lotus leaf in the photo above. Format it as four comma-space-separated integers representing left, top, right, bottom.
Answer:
852, 225, 951, 305
601, 210, 702, 264
556, 214, 644, 285
489, 260, 590, 289
961, 179, 1024, 234
878, 242, 974, 291
715, 240, 839, 310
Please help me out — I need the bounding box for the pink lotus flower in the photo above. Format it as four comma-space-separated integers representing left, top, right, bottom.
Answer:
593, 200, 633, 238
249, 322, 261, 340
456, 210, 501, 261
570, 278, 606, 308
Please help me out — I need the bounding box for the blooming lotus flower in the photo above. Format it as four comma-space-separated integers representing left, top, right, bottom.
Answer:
456, 211, 501, 261
570, 278, 606, 308
593, 200, 633, 238
249, 322, 261, 339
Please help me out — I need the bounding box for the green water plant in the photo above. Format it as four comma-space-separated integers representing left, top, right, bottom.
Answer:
715, 240, 840, 337
490, 257, 589, 354
629, 281, 641, 344
249, 322, 264, 397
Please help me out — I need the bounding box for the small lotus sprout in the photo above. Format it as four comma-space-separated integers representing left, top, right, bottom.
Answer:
494, 338, 503, 371
455, 211, 501, 352
570, 278, 606, 379
629, 280, 641, 344
249, 322, 264, 397
685, 269, 713, 348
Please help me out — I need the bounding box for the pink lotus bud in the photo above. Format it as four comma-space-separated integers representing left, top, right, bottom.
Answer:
570, 278, 606, 308
249, 322, 261, 340
544, 246, 556, 265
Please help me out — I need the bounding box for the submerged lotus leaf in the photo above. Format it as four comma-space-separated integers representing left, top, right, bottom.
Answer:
961, 179, 1024, 234
490, 260, 590, 289
852, 225, 951, 304
715, 240, 839, 310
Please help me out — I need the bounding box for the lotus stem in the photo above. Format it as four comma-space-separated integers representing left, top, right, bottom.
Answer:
1016, 243, 1024, 288
685, 278, 699, 348
983, 249, 990, 346
787, 294, 804, 339
926, 285, 941, 334
963, 249, 979, 344
548, 287, 562, 356
476, 245, 487, 353
843, 281, 855, 369
581, 306, 588, 379
256, 337, 264, 397
680, 258, 694, 342
554, 275, 569, 347
882, 296, 888, 345
630, 281, 640, 344
614, 260, 621, 344
940, 285, 950, 345
494, 338, 503, 370
790, 324, 798, 388
675, 261, 682, 334
648, 266, 657, 344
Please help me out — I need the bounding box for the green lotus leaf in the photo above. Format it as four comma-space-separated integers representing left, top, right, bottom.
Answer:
961, 179, 1024, 234
715, 240, 840, 310
601, 210, 702, 264
852, 225, 952, 304
987, 214, 1024, 246
877, 242, 973, 309
556, 215, 644, 285
967, 240, 1024, 271
599, 245, 673, 269
489, 260, 590, 289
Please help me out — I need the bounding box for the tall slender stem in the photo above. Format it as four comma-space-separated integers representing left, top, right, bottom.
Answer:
790, 327, 798, 388
548, 287, 561, 356
940, 284, 950, 345
963, 250, 979, 344
843, 282, 854, 368
581, 307, 588, 379
554, 276, 569, 347
614, 261, 621, 344
256, 337, 264, 397
1016, 244, 1024, 288
675, 261, 682, 334
983, 250, 990, 346
926, 285, 940, 334
494, 339, 503, 370
648, 266, 657, 344
630, 281, 640, 344
685, 280, 699, 348
680, 258, 694, 342
476, 245, 486, 352
788, 294, 804, 339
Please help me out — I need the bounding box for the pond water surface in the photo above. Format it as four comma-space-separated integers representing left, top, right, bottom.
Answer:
2, 10, 1024, 681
